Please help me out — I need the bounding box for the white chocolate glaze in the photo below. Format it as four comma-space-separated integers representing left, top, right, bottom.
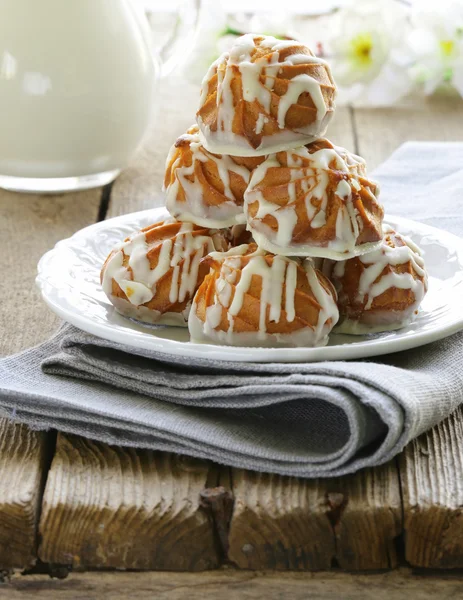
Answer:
164, 127, 254, 228
189, 310, 338, 348
244, 144, 383, 259
169, 210, 246, 230
102, 222, 219, 327
196, 126, 330, 158
207, 243, 251, 263
110, 296, 190, 327
250, 229, 383, 259
334, 310, 419, 335
189, 247, 339, 347
197, 34, 336, 156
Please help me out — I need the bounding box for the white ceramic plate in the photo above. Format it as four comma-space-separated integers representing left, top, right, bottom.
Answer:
37, 207, 463, 363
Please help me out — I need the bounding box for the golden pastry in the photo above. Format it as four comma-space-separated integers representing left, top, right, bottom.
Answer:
164, 125, 264, 228
244, 139, 384, 259
101, 220, 227, 326
189, 244, 339, 347
323, 226, 428, 334
197, 34, 336, 156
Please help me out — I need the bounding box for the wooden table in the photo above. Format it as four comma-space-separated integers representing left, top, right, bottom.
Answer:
1, 81, 463, 597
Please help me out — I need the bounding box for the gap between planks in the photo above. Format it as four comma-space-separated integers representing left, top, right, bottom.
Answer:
96, 181, 115, 222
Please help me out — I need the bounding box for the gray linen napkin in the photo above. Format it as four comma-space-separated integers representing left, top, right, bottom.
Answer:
1, 142, 463, 477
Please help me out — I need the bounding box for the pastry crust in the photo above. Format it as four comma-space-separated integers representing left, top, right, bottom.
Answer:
101, 220, 228, 326
323, 225, 428, 334
189, 243, 339, 347
164, 125, 264, 229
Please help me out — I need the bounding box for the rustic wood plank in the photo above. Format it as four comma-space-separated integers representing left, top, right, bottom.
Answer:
38, 433, 219, 571
0, 419, 50, 569
401, 406, 463, 569
354, 96, 463, 569
106, 81, 356, 218
1, 568, 463, 599
228, 470, 335, 570
353, 94, 463, 170
0, 188, 101, 568
330, 461, 402, 570
228, 461, 401, 571
0, 189, 101, 355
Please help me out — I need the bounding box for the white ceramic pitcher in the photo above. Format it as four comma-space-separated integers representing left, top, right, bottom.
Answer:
0, 0, 199, 193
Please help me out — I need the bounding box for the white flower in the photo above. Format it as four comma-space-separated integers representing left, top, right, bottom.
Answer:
326, 0, 414, 106
408, 0, 463, 96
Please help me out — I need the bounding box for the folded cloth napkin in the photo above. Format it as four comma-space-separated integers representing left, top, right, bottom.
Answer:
1, 142, 463, 477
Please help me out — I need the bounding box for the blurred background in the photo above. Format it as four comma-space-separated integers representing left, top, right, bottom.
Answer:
141, 0, 463, 107
1, 0, 462, 195
107, 0, 463, 204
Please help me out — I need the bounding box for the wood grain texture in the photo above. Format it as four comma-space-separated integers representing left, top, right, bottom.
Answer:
38, 433, 219, 571
401, 406, 463, 569
0, 189, 101, 356
354, 94, 463, 170
0, 419, 50, 569
228, 470, 335, 570
106, 79, 356, 218
328, 461, 402, 570
1, 569, 463, 599
354, 94, 463, 568
228, 461, 401, 571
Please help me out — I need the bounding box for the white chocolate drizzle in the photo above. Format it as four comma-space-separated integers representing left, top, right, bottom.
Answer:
164, 126, 253, 228
327, 225, 428, 334
197, 34, 336, 156
244, 144, 382, 259
356, 225, 427, 310
189, 247, 339, 347
102, 222, 218, 326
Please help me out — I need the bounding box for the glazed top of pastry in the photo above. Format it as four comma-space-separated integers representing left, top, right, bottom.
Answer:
197, 34, 336, 153
329, 225, 428, 310
101, 220, 224, 308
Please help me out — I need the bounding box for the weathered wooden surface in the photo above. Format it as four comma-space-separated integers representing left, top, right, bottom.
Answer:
401, 406, 463, 569
228, 461, 401, 571
0, 186, 100, 570
0, 420, 50, 569
327, 461, 402, 570
1, 569, 463, 599
0, 189, 101, 356
228, 470, 335, 570
39, 433, 219, 571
